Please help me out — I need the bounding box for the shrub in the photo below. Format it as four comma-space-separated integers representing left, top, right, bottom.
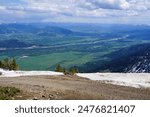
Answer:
69, 67, 78, 75
0, 86, 20, 100
62, 68, 70, 75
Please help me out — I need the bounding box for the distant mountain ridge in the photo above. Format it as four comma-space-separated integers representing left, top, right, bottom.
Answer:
98, 43, 150, 73
0, 24, 73, 35
0, 23, 112, 37
0, 39, 33, 48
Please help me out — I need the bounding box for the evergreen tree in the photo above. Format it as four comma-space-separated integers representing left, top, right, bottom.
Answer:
0, 60, 2, 68
0, 58, 19, 70
55, 64, 63, 72
10, 59, 19, 70
3, 58, 10, 70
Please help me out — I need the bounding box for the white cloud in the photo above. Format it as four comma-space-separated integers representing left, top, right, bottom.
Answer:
0, 0, 149, 24
0, 6, 6, 10
129, 0, 150, 11
78, 0, 130, 10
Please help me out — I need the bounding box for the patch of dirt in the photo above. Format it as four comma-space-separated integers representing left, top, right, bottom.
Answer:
0, 75, 150, 100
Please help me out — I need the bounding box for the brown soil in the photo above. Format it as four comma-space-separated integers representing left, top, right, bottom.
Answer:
0, 75, 150, 100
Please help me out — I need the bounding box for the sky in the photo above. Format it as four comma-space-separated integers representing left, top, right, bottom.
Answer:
0, 0, 150, 24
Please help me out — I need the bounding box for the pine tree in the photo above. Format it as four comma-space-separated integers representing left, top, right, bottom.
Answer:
0, 58, 19, 70
11, 59, 19, 70
55, 64, 63, 72
0, 60, 2, 68
3, 58, 9, 70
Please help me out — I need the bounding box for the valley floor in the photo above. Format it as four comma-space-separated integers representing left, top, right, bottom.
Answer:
0, 75, 150, 100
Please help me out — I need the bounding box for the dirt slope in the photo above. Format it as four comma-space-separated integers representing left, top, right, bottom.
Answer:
0, 75, 150, 100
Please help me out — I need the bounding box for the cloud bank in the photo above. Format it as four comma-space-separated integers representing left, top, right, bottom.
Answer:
0, 0, 149, 24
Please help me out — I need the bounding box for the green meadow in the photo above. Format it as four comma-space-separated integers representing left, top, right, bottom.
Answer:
17, 52, 93, 70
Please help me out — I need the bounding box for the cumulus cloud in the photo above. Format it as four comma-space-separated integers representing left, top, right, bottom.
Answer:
0, 0, 149, 24
129, 0, 150, 11
78, 0, 130, 10
78, 0, 150, 11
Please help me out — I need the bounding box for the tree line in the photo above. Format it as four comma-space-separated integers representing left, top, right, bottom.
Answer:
0, 58, 79, 75
0, 58, 19, 70
55, 64, 78, 75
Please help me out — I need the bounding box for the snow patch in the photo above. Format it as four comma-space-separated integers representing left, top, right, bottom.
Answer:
0, 69, 63, 77
0, 68, 150, 88
77, 73, 150, 88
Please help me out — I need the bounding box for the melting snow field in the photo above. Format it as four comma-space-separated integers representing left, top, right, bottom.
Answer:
0, 69, 63, 77
0, 69, 150, 88
77, 73, 150, 88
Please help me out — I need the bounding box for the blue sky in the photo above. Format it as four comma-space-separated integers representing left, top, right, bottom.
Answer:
0, 0, 150, 24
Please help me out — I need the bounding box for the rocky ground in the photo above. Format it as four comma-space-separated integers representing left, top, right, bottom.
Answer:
0, 75, 150, 100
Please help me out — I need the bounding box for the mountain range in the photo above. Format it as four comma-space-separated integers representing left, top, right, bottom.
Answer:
96, 43, 150, 73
